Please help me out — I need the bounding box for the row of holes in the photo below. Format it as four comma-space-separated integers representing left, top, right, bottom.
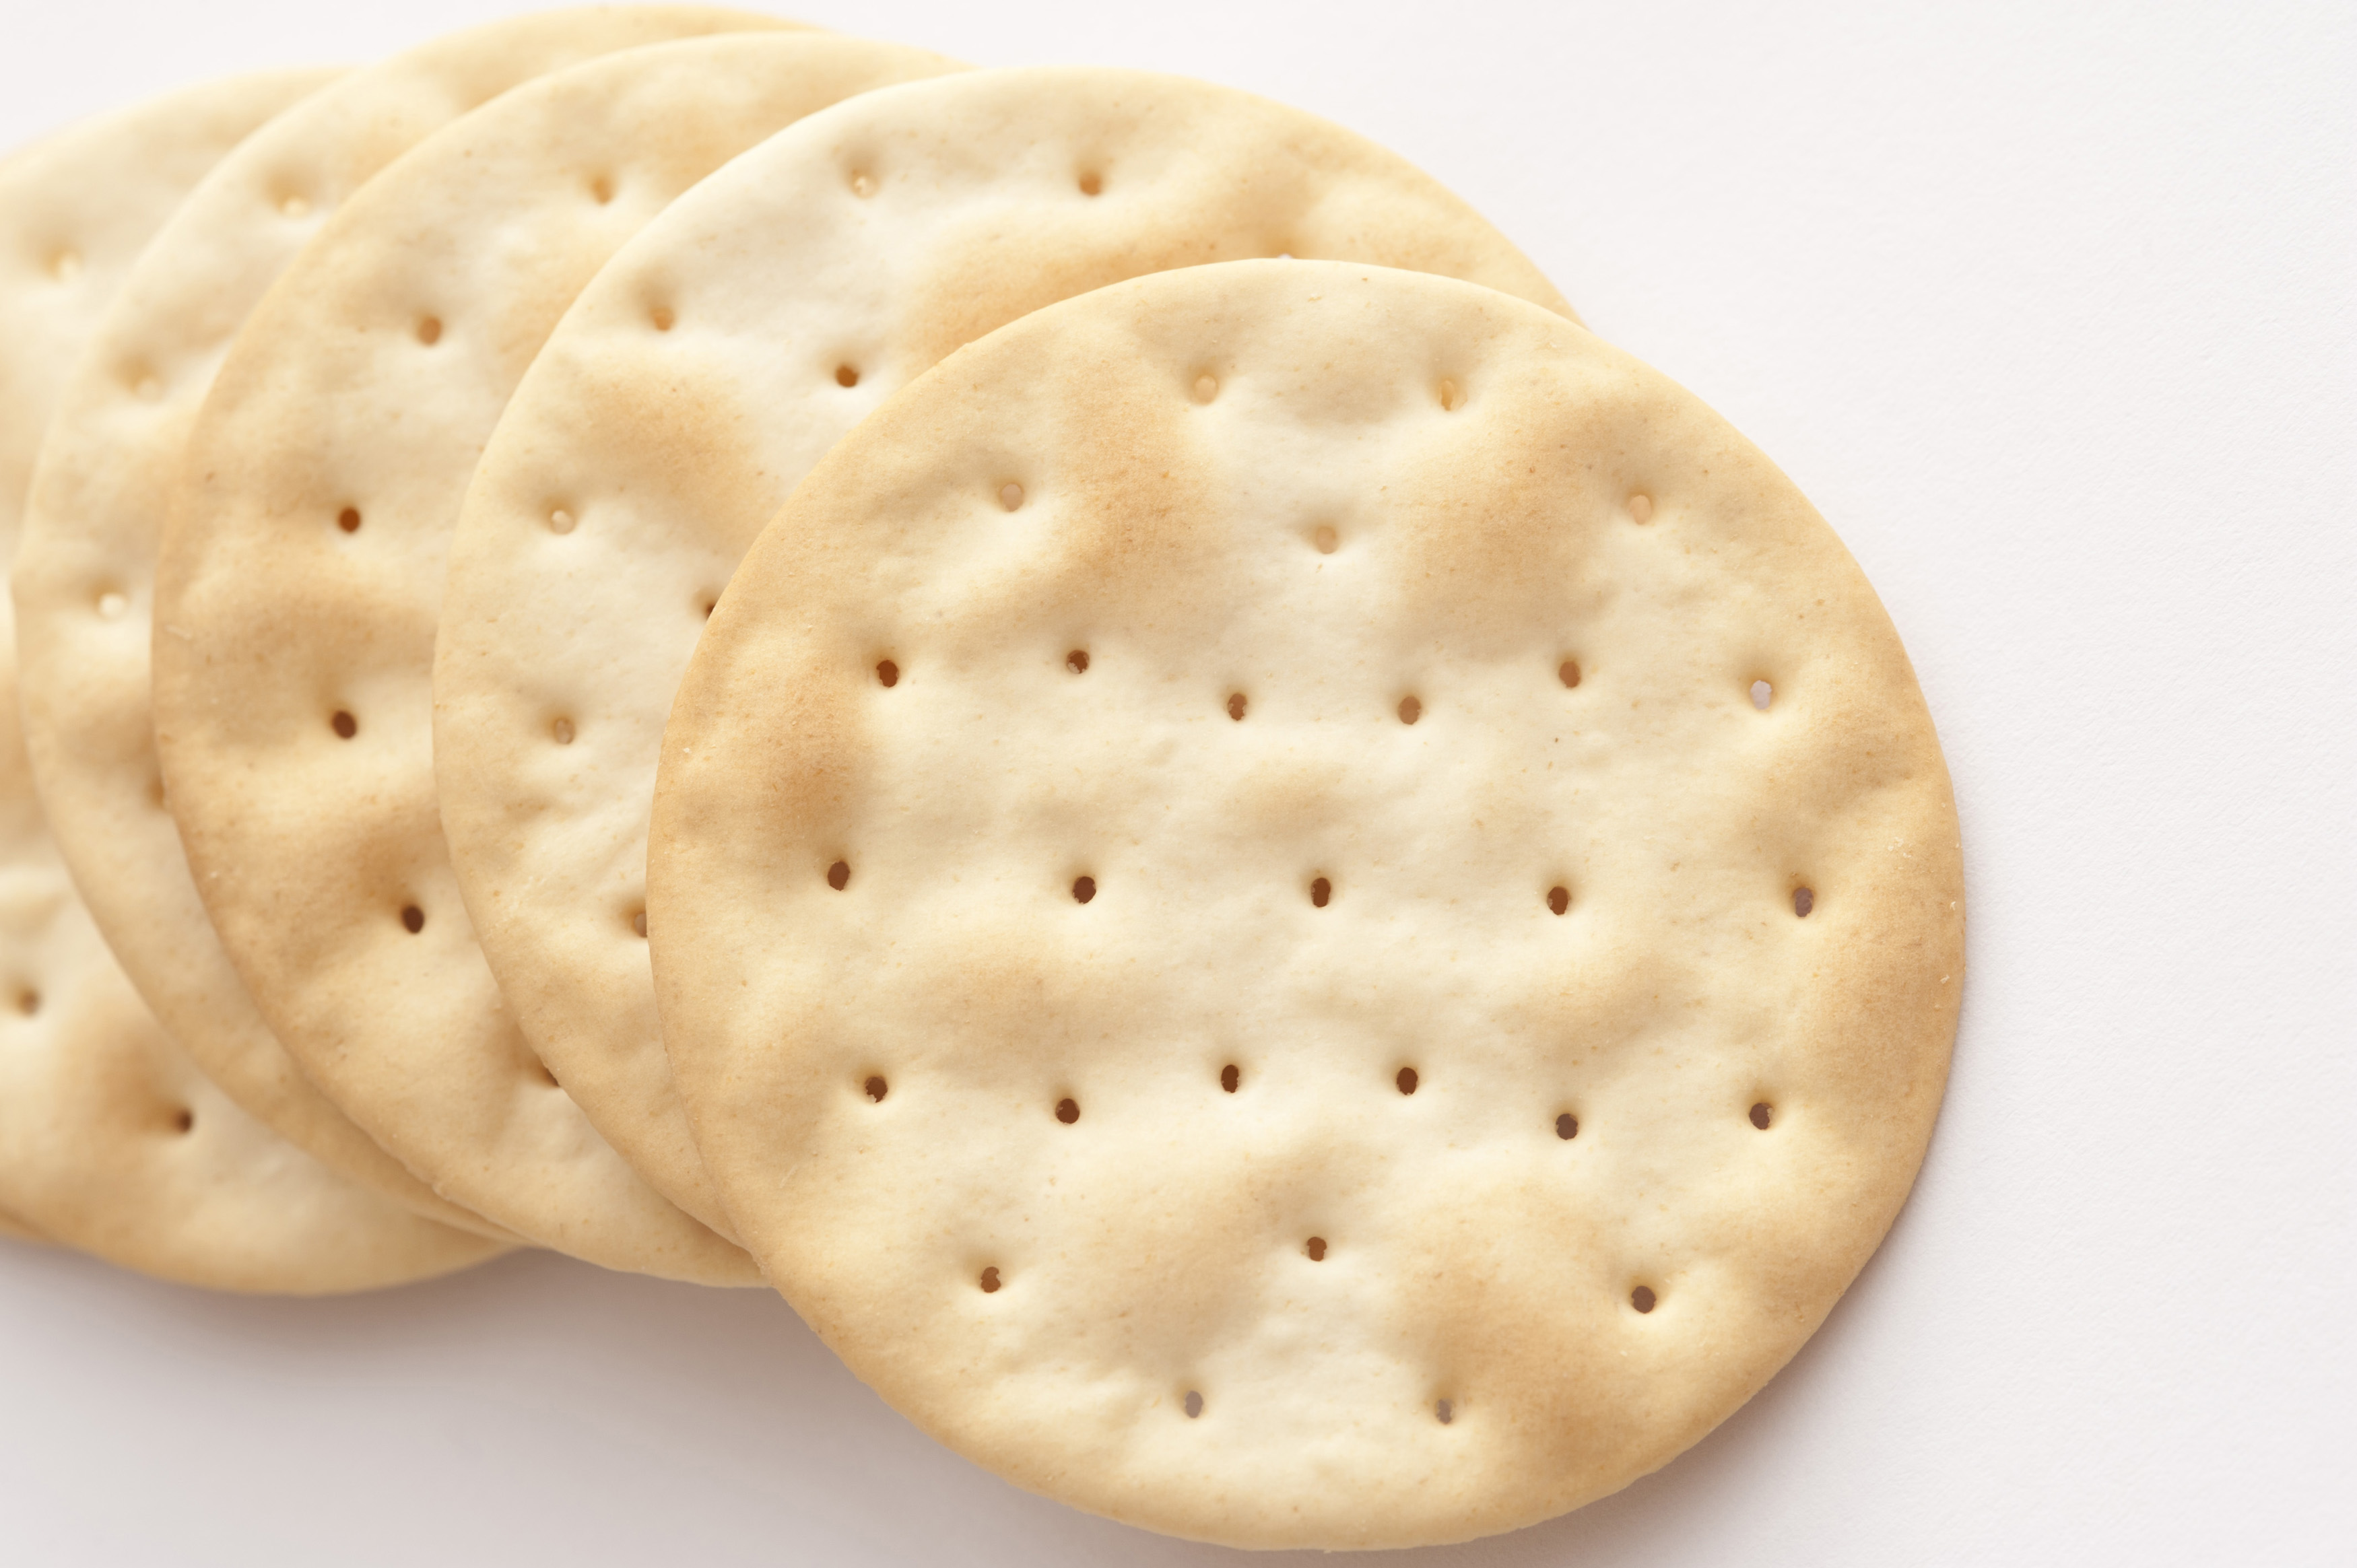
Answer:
368, 871, 1800, 940
862, 656, 1772, 712
380, 880, 1812, 944
830, 860, 1587, 914
506, 495, 1684, 647
859, 1069, 1777, 1130
547, 487, 1494, 558
845, 167, 1104, 201
172, 315, 1595, 458
592, 279, 1544, 428
825, 861, 1818, 919
362, 836, 1802, 930
298, 658, 1752, 758
978, 1266, 1661, 1322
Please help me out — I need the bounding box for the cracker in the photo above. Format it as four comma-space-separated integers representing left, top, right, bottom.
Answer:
13, 7, 796, 1246
650, 262, 1964, 1546
0, 79, 502, 1291
434, 65, 1571, 1233
150, 33, 960, 1284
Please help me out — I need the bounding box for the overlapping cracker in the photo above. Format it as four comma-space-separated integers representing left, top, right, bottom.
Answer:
0, 76, 503, 1291
0, 691, 507, 1291
3, 68, 339, 570
650, 262, 1964, 1546
434, 66, 1572, 1233
12, 7, 789, 1245
150, 33, 960, 1283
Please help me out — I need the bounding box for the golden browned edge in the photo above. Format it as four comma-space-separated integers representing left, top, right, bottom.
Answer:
431, 61, 1570, 1239
652, 262, 1962, 1546
145, 29, 992, 1285
12, 11, 803, 1252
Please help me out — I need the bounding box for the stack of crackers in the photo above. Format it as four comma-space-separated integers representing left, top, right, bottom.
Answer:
0, 7, 1964, 1548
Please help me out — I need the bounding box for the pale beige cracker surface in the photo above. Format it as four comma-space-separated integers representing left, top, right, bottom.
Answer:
12, 7, 789, 1246
436, 65, 1572, 1235
152, 33, 960, 1284
3, 68, 340, 572
651, 262, 1964, 1547
0, 81, 500, 1292
0, 681, 508, 1291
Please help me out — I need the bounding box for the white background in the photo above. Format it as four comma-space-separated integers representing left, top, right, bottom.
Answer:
1, 1, 2350, 1562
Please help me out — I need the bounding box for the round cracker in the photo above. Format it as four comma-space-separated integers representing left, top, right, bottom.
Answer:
650, 262, 1964, 1546
434, 65, 1572, 1233
150, 34, 961, 1284
12, 8, 791, 1246
0, 79, 502, 1292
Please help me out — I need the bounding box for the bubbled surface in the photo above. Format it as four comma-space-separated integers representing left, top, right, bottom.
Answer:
12, 7, 787, 1240
650, 262, 1964, 1548
145, 30, 960, 1283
